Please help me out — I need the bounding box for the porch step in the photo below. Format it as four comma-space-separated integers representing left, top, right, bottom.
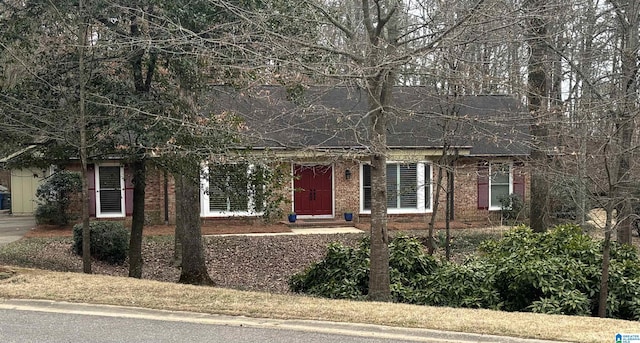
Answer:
286, 219, 356, 228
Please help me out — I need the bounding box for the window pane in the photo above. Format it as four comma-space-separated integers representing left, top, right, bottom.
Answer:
363, 188, 371, 210
491, 185, 510, 208
491, 164, 510, 184
229, 192, 249, 211
209, 191, 227, 211
208, 164, 250, 212
399, 164, 417, 208
363, 165, 371, 210
100, 190, 121, 213
99, 166, 121, 213
230, 164, 249, 212
251, 165, 266, 212
208, 167, 228, 211
424, 164, 431, 209
99, 166, 120, 189
362, 163, 426, 211
363, 165, 371, 187
387, 164, 398, 208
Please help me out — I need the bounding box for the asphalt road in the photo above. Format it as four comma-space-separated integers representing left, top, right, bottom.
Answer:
0, 218, 568, 343
0, 214, 35, 245
0, 300, 567, 343
0, 308, 427, 343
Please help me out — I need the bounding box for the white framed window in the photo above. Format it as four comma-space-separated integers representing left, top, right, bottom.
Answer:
489, 162, 512, 210
95, 164, 125, 218
201, 163, 266, 217
360, 162, 431, 214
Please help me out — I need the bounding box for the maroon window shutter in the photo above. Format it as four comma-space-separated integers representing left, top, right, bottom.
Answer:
124, 166, 134, 216
477, 161, 489, 210
87, 164, 96, 217
513, 162, 525, 200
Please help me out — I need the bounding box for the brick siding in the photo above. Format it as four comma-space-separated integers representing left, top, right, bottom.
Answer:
63, 156, 529, 226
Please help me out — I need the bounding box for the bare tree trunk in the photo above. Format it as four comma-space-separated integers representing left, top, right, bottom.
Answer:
367, 79, 391, 302
428, 164, 445, 255
362, 0, 403, 303
77, 0, 91, 274
174, 173, 184, 267
445, 163, 453, 261
178, 163, 214, 286
79, 156, 91, 274
128, 156, 146, 278
526, 0, 551, 232
126, 9, 157, 273
598, 205, 614, 317
614, 0, 639, 244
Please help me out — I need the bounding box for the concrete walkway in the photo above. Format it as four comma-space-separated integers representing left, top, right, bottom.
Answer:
210, 227, 363, 237
0, 212, 35, 245
0, 213, 361, 243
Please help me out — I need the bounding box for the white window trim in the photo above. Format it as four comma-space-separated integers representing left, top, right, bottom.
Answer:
488, 161, 513, 211
360, 161, 432, 215
95, 163, 125, 218
200, 163, 264, 217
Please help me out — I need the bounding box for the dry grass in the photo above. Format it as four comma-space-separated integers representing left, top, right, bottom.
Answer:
6, 219, 640, 342
0, 266, 638, 343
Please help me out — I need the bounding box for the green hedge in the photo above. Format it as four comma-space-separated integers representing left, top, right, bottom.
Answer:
73, 222, 129, 265
35, 171, 81, 226
290, 225, 640, 320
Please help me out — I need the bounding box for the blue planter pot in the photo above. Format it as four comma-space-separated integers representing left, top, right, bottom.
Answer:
344, 212, 353, 222
288, 214, 297, 223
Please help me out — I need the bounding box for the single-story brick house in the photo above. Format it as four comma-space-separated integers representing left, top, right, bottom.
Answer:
2, 86, 530, 225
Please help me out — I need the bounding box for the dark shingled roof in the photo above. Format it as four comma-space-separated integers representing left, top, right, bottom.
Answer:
208, 86, 530, 156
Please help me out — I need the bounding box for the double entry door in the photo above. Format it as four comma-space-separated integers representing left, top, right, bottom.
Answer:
293, 165, 333, 216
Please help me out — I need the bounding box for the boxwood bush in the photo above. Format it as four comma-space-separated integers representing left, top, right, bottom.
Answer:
290, 224, 640, 320
72, 222, 129, 265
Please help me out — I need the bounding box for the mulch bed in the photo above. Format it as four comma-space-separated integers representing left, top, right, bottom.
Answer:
7, 219, 499, 294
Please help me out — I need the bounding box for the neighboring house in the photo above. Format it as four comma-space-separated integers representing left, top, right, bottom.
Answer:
1, 86, 530, 225
0, 146, 50, 215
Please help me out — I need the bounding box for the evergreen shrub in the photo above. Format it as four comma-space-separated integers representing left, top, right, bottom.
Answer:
290, 224, 640, 320
34, 170, 81, 226
73, 221, 129, 265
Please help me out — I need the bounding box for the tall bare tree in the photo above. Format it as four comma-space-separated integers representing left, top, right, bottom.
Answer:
0, 0, 265, 280
247, 0, 493, 300
77, 0, 92, 273
612, 0, 639, 245
525, 0, 551, 232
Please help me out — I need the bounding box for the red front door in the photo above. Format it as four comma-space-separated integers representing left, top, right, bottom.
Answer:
293, 165, 333, 216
